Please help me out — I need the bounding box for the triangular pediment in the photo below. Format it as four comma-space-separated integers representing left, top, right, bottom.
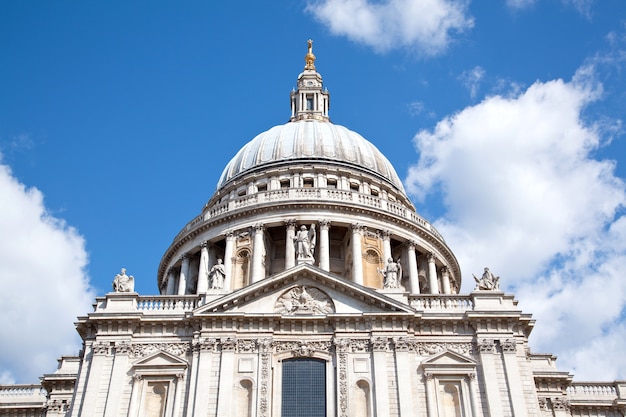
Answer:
421, 350, 476, 375
133, 350, 188, 369
423, 350, 476, 366
193, 263, 414, 317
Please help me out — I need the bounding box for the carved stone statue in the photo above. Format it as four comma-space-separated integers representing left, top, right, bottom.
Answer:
112, 268, 135, 293
379, 257, 402, 289
473, 267, 500, 290
294, 223, 316, 260
209, 259, 226, 289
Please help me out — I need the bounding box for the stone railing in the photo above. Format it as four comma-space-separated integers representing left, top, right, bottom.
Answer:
409, 295, 474, 311
567, 382, 618, 397
136, 295, 199, 312
174, 187, 441, 242
0, 384, 46, 399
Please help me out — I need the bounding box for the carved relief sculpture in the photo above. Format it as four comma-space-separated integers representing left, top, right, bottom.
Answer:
274, 285, 334, 315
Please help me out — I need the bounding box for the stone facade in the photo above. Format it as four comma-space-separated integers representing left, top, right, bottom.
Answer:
2, 41, 625, 417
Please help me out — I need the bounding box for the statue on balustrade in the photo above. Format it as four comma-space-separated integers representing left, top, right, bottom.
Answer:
473, 267, 500, 290
294, 223, 316, 260
379, 257, 402, 289
209, 258, 226, 289
112, 268, 135, 292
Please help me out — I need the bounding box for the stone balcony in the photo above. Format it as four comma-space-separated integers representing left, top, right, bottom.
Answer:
173, 187, 443, 243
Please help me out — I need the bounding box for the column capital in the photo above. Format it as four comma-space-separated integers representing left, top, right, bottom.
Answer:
200, 240, 209, 249
381, 229, 392, 239
254, 223, 265, 233
319, 219, 331, 229
427, 252, 437, 263
225, 231, 235, 240
285, 219, 297, 228
477, 339, 496, 354
179, 254, 188, 262
407, 240, 417, 250
441, 266, 450, 276
351, 223, 364, 233
500, 339, 517, 353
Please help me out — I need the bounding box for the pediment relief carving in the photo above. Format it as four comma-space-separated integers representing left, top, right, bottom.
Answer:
274, 285, 335, 315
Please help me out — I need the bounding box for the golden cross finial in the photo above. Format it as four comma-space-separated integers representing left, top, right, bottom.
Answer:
305, 39, 316, 70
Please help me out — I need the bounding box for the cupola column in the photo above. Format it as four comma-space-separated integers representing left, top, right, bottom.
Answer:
319, 220, 331, 271
223, 232, 235, 290
382, 230, 392, 265
178, 255, 189, 295
427, 253, 439, 294
166, 268, 176, 295
197, 241, 209, 294
407, 241, 420, 294
351, 224, 364, 285
441, 266, 451, 294
251, 224, 265, 283
285, 220, 296, 269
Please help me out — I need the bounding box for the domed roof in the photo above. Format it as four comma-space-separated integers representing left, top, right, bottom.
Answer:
217, 119, 406, 192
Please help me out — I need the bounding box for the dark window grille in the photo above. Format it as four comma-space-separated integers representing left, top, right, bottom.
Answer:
281, 358, 326, 417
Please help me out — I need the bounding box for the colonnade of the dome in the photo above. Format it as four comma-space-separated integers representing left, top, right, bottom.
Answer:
160, 218, 458, 297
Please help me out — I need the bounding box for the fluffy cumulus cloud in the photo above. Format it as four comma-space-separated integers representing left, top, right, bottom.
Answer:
507, 0, 594, 16
405, 67, 626, 380
306, 0, 473, 54
0, 160, 94, 383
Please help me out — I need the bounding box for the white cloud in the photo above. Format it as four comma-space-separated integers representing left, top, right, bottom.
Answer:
458, 65, 485, 99
506, 0, 594, 16
306, 0, 474, 55
506, 0, 536, 10
0, 159, 95, 384
405, 67, 626, 380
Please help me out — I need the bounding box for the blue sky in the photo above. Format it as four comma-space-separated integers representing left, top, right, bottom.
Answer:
1, 0, 625, 384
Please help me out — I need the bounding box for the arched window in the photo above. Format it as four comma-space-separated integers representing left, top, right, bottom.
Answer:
281, 358, 326, 417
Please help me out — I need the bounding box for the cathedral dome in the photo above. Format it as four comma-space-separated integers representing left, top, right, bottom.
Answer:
216, 120, 405, 193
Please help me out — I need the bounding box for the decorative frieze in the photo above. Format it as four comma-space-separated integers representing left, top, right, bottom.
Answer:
129, 342, 190, 358
258, 338, 272, 417
335, 338, 349, 417
272, 340, 332, 354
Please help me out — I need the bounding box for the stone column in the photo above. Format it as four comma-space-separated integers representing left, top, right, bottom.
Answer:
104, 342, 131, 417
178, 255, 189, 295
77, 342, 109, 416
441, 266, 451, 295
197, 242, 209, 294
372, 337, 390, 417
216, 338, 237, 417
319, 220, 331, 271
467, 373, 480, 417
477, 339, 504, 417
191, 338, 217, 417
500, 339, 529, 416
251, 224, 265, 283
427, 253, 439, 295
424, 373, 437, 417
285, 220, 296, 270
381, 231, 392, 265
351, 224, 364, 286
166, 268, 176, 295
223, 232, 235, 290
394, 338, 417, 416
407, 241, 420, 294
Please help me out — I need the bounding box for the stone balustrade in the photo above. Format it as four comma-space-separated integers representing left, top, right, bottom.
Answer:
174, 187, 441, 242
0, 384, 46, 398
567, 382, 618, 397
409, 295, 474, 311
136, 295, 199, 312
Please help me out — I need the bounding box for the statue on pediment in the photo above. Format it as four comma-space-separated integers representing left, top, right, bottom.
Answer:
209, 258, 226, 289
473, 267, 500, 291
294, 223, 316, 260
113, 268, 135, 292
379, 257, 402, 289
